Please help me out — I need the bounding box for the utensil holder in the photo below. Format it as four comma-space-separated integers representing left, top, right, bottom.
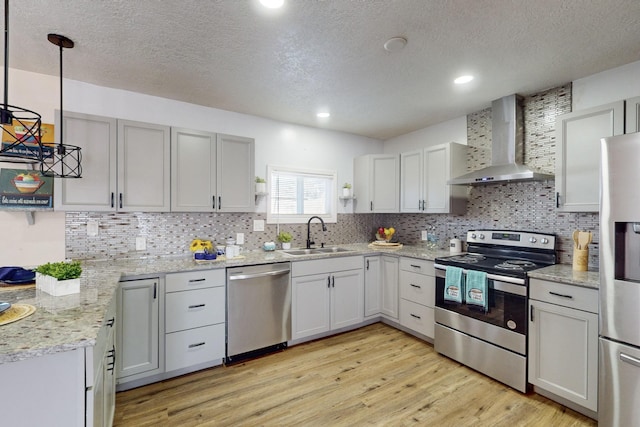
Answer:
573, 247, 589, 271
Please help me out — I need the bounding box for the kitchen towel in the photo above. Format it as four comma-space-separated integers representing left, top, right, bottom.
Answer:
444, 266, 464, 303
466, 270, 488, 312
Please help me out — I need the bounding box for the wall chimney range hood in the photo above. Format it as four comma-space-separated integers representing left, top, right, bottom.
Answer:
448, 94, 553, 185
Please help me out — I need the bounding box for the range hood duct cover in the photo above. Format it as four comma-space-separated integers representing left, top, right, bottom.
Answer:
448, 94, 554, 185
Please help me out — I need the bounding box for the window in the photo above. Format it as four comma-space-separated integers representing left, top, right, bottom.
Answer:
266, 165, 337, 224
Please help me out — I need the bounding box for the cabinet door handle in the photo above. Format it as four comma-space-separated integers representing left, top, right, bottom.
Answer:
119, 192, 123, 209
107, 345, 116, 373
153, 282, 157, 299
620, 352, 640, 368
410, 313, 421, 319
218, 196, 221, 210
410, 284, 421, 289
106, 317, 115, 328
366, 259, 369, 270
530, 305, 535, 322
212, 196, 216, 209
110, 192, 114, 208
410, 264, 421, 269
327, 276, 331, 288
332, 275, 335, 288
188, 304, 206, 309
556, 192, 560, 208
549, 291, 573, 299
188, 278, 206, 283
188, 342, 206, 349
370, 201, 373, 211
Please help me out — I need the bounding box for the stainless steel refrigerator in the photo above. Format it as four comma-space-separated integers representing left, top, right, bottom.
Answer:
600, 132, 640, 426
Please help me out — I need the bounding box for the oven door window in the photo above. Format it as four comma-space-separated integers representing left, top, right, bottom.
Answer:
435, 276, 527, 334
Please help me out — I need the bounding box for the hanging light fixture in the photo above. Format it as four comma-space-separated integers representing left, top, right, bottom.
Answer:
40, 33, 82, 178
0, 0, 46, 164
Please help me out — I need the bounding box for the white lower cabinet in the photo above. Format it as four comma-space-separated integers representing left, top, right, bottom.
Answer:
292, 256, 364, 341
165, 269, 226, 372
117, 277, 162, 383
364, 256, 381, 317
380, 256, 399, 319
528, 278, 599, 416
398, 257, 435, 340
90, 296, 117, 427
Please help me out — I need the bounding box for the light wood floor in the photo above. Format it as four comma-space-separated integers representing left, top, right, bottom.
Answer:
114, 323, 596, 427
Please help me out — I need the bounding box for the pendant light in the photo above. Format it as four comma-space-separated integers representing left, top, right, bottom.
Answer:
0, 0, 45, 164
40, 33, 82, 178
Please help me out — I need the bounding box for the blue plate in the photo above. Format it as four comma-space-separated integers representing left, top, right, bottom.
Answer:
0, 302, 11, 314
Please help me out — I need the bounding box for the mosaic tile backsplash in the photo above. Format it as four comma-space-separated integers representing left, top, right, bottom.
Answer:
66, 84, 599, 267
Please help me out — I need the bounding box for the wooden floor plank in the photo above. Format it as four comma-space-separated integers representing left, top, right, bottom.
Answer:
114, 323, 596, 427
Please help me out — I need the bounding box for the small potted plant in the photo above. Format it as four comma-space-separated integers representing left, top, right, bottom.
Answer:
277, 231, 293, 250
342, 182, 352, 197
35, 260, 83, 296
255, 176, 267, 194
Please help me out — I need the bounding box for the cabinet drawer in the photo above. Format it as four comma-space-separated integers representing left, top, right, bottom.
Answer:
399, 257, 434, 275
399, 271, 434, 307
165, 324, 225, 372
166, 269, 225, 292
399, 299, 434, 338
165, 287, 225, 333
292, 256, 363, 277
530, 279, 598, 313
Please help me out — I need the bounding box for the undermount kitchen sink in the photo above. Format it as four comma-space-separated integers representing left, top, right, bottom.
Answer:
282, 247, 353, 256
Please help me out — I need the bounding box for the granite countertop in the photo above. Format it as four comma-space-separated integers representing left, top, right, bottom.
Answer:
0, 242, 449, 365
528, 264, 600, 290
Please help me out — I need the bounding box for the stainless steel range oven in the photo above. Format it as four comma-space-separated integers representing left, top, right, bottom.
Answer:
434, 230, 556, 392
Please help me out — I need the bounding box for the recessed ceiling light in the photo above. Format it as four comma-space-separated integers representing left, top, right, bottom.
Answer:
260, 0, 284, 8
317, 112, 330, 118
454, 75, 474, 84
383, 37, 408, 52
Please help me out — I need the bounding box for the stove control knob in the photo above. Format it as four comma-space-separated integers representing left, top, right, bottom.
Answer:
540, 238, 549, 245
529, 237, 537, 243
478, 234, 485, 240
471, 233, 477, 239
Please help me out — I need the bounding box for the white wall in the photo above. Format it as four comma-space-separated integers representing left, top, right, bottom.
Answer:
572, 60, 640, 110
382, 116, 467, 153
1, 69, 382, 265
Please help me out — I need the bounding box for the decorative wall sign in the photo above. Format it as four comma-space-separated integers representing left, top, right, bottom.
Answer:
1, 121, 55, 160
0, 168, 53, 209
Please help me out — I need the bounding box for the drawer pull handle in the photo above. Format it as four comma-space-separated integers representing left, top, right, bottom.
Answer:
410, 313, 421, 319
188, 278, 206, 283
188, 304, 206, 309
549, 291, 573, 299
188, 342, 206, 349
106, 317, 115, 328
410, 284, 421, 289
620, 352, 640, 368
410, 264, 421, 269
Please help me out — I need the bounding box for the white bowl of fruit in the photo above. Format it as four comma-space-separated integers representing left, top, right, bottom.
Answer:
376, 227, 395, 242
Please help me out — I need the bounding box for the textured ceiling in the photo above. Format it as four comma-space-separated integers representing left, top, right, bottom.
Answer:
3, 0, 640, 140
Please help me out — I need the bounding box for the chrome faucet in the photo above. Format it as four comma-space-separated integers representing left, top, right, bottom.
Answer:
306, 216, 327, 249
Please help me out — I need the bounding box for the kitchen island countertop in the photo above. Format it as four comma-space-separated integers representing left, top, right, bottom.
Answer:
528, 264, 599, 290
0, 243, 448, 365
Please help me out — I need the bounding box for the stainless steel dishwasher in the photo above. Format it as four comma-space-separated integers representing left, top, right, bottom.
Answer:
226, 262, 291, 362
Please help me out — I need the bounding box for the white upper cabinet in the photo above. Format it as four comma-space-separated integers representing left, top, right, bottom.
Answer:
216, 134, 255, 212
117, 120, 171, 212
54, 112, 117, 211
555, 101, 624, 212
171, 128, 217, 211
400, 142, 467, 214
354, 154, 399, 213
627, 96, 640, 134
55, 113, 170, 212
171, 130, 255, 212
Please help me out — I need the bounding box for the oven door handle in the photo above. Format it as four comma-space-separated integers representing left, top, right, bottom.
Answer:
434, 264, 526, 286
435, 267, 527, 296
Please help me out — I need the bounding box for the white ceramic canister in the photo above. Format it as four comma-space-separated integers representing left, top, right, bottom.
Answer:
449, 238, 462, 254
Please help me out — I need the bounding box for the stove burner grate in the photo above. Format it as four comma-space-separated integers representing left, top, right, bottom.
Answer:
494, 259, 537, 271
447, 254, 486, 263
